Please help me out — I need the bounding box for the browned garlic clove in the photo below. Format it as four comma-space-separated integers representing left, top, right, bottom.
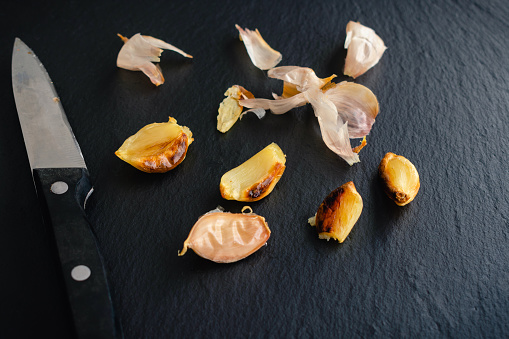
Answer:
115, 117, 193, 173
179, 207, 271, 263
378, 152, 420, 206
217, 85, 255, 133
308, 181, 363, 243
220, 143, 286, 202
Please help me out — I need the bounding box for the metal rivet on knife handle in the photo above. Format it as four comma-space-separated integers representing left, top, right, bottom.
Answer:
50, 181, 68, 194
71, 265, 91, 281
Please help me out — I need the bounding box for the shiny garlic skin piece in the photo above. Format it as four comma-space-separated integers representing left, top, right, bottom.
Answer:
379, 152, 420, 206
179, 208, 271, 263
220, 143, 286, 202
115, 117, 193, 173
309, 181, 363, 243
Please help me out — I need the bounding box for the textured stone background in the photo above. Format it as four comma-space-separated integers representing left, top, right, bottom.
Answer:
1, 0, 508, 337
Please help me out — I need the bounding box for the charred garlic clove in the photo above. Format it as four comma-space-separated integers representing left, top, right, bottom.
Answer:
220, 143, 286, 202
378, 152, 420, 206
115, 117, 193, 173
179, 207, 271, 263
308, 181, 363, 243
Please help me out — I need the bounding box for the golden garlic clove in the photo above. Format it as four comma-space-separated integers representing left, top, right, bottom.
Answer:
115, 117, 193, 173
179, 207, 271, 263
220, 143, 286, 202
309, 181, 363, 243
378, 152, 420, 206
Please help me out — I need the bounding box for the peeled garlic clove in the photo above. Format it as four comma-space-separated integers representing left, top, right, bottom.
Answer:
217, 85, 256, 133
235, 24, 282, 70
220, 143, 286, 202
309, 181, 363, 243
115, 117, 193, 173
378, 152, 420, 206
344, 21, 387, 79
179, 208, 271, 263
116, 33, 192, 86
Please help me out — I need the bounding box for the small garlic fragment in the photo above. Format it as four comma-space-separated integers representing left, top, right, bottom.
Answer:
309, 181, 363, 243
220, 143, 286, 202
344, 21, 387, 79
115, 117, 193, 173
378, 152, 420, 206
217, 85, 255, 133
179, 208, 271, 263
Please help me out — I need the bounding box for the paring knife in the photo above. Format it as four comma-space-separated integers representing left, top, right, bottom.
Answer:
12, 38, 121, 339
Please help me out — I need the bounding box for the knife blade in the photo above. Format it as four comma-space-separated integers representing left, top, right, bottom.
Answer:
12, 38, 122, 339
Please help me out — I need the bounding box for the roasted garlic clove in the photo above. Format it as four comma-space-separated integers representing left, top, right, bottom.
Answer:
217, 85, 254, 133
115, 117, 193, 173
220, 143, 286, 202
309, 181, 363, 242
378, 152, 420, 206
179, 207, 271, 263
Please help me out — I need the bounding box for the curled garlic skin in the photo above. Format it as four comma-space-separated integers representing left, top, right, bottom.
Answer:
115, 117, 193, 173
309, 181, 363, 243
379, 152, 420, 206
344, 21, 387, 79
179, 208, 271, 263
240, 66, 379, 165
235, 24, 282, 70
116, 33, 192, 86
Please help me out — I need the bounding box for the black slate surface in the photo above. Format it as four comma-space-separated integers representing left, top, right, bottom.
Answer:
1, 0, 508, 337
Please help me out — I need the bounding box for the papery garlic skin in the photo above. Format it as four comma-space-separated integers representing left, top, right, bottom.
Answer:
268, 66, 336, 97
324, 82, 379, 138
117, 33, 192, 86
344, 21, 387, 79
235, 24, 282, 70
305, 89, 360, 166
179, 208, 271, 263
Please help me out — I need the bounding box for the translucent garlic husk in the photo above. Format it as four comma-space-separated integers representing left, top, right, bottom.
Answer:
115, 117, 193, 173
116, 33, 192, 86
220, 143, 286, 201
238, 66, 379, 166
309, 181, 363, 243
235, 24, 282, 70
378, 152, 420, 206
179, 207, 271, 263
344, 21, 387, 79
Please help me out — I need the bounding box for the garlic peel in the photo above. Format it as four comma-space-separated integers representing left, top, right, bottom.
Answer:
179, 208, 271, 263
268, 66, 336, 96
235, 24, 282, 70
115, 117, 193, 173
344, 21, 387, 79
305, 89, 360, 165
117, 33, 192, 86
324, 81, 379, 138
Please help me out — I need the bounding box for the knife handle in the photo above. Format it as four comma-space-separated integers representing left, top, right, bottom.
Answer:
33, 168, 121, 339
